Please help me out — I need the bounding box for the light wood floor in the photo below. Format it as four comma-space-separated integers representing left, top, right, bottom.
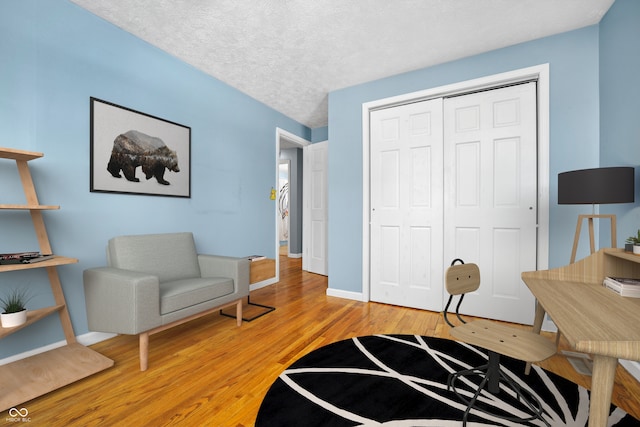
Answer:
19, 256, 640, 426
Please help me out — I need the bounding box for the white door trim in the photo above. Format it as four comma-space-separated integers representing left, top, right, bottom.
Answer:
361, 64, 550, 303
273, 128, 310, 286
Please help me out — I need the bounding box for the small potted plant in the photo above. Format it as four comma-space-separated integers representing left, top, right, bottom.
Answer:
0, 288, 32, 328
626, 230, 640, 255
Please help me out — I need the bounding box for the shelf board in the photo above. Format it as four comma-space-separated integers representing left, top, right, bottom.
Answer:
0, 305, 64, 339
0, 147, 43, 162
604, 247, 640, 263
0, 204, 60, 210
0, 256, 78, 272
0, 343, 114, 411
0, 147, 113, 412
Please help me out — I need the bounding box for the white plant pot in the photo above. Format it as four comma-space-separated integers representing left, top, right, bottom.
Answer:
634, 245, 640, 255
1, 309, 27, 328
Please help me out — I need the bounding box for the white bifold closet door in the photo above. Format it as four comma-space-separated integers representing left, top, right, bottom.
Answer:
369, 98, 444, 311
443, 82, 538, 324
370, 82, 538, 324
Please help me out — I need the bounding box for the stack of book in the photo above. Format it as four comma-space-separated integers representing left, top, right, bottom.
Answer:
603, 276, 640, 298
0, 252, 55, 265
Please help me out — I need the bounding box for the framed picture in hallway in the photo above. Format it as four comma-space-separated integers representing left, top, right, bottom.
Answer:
90, 97, 191, 198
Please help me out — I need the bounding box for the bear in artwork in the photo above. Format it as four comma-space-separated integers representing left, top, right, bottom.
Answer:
106, 130, 180, 185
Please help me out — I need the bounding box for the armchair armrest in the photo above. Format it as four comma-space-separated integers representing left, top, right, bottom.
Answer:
197, 255, 250, 297
83, 267, 162, 335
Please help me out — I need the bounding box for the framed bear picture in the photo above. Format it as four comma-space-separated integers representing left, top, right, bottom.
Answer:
90, 97, 191, 198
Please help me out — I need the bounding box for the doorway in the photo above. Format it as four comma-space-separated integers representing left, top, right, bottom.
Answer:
276, 128, 310, 281
278, 160, 290, 256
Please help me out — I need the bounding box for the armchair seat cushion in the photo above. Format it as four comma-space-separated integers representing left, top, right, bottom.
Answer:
160, 277, 234, 315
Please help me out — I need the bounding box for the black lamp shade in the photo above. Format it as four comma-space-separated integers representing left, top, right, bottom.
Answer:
558, 167, 635, 205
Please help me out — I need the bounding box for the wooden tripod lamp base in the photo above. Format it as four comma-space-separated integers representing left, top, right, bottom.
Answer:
570, 214, 617, 264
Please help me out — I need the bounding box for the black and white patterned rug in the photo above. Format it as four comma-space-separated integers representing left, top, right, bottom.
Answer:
256, 335, 640, 426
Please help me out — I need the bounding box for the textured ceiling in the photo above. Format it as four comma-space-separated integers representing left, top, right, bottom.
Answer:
70, 0, 614, 128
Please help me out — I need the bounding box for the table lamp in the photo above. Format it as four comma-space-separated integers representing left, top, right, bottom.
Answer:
558, 166, 635, 263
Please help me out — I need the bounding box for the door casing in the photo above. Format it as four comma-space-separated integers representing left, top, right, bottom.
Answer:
264, 128, 310, 288
361, 64, 550, 304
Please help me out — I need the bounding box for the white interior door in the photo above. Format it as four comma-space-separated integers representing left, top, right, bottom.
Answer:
369, 99, 444, 310
303, 141, 328, 275
443, 82, 538, 324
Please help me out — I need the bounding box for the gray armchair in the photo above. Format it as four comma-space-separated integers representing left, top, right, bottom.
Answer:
83, 232, 249, 370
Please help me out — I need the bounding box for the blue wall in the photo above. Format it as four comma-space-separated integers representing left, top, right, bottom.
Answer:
311, 126, 329, 143
327, 25, 605, 294
0, 0, 310, 358
599, 0, 640, 242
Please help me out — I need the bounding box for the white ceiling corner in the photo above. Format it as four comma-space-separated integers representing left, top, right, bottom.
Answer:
69, 0, 614, 129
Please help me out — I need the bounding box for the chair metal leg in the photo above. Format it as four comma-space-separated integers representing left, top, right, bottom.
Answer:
219, 295, 275, 322
447, 351, 550, 427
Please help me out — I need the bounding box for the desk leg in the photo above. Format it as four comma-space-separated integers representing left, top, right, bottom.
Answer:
588, 355, 617, 427
525, 300, 547, 375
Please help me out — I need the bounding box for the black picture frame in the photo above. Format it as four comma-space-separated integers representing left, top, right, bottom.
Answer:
90, 97, 191, 198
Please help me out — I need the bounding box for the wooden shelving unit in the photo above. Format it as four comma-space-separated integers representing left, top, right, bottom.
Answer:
0, 147, 113, 411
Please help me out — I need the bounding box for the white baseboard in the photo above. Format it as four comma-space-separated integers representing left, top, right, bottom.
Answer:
77, 331, 118, 346
288, 253, 302, 259
620, 359, 640, 382
0, 331, 117, 366
326, 287, 365, 301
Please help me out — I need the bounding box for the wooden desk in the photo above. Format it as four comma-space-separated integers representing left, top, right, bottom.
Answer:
522, 249, 640, 427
